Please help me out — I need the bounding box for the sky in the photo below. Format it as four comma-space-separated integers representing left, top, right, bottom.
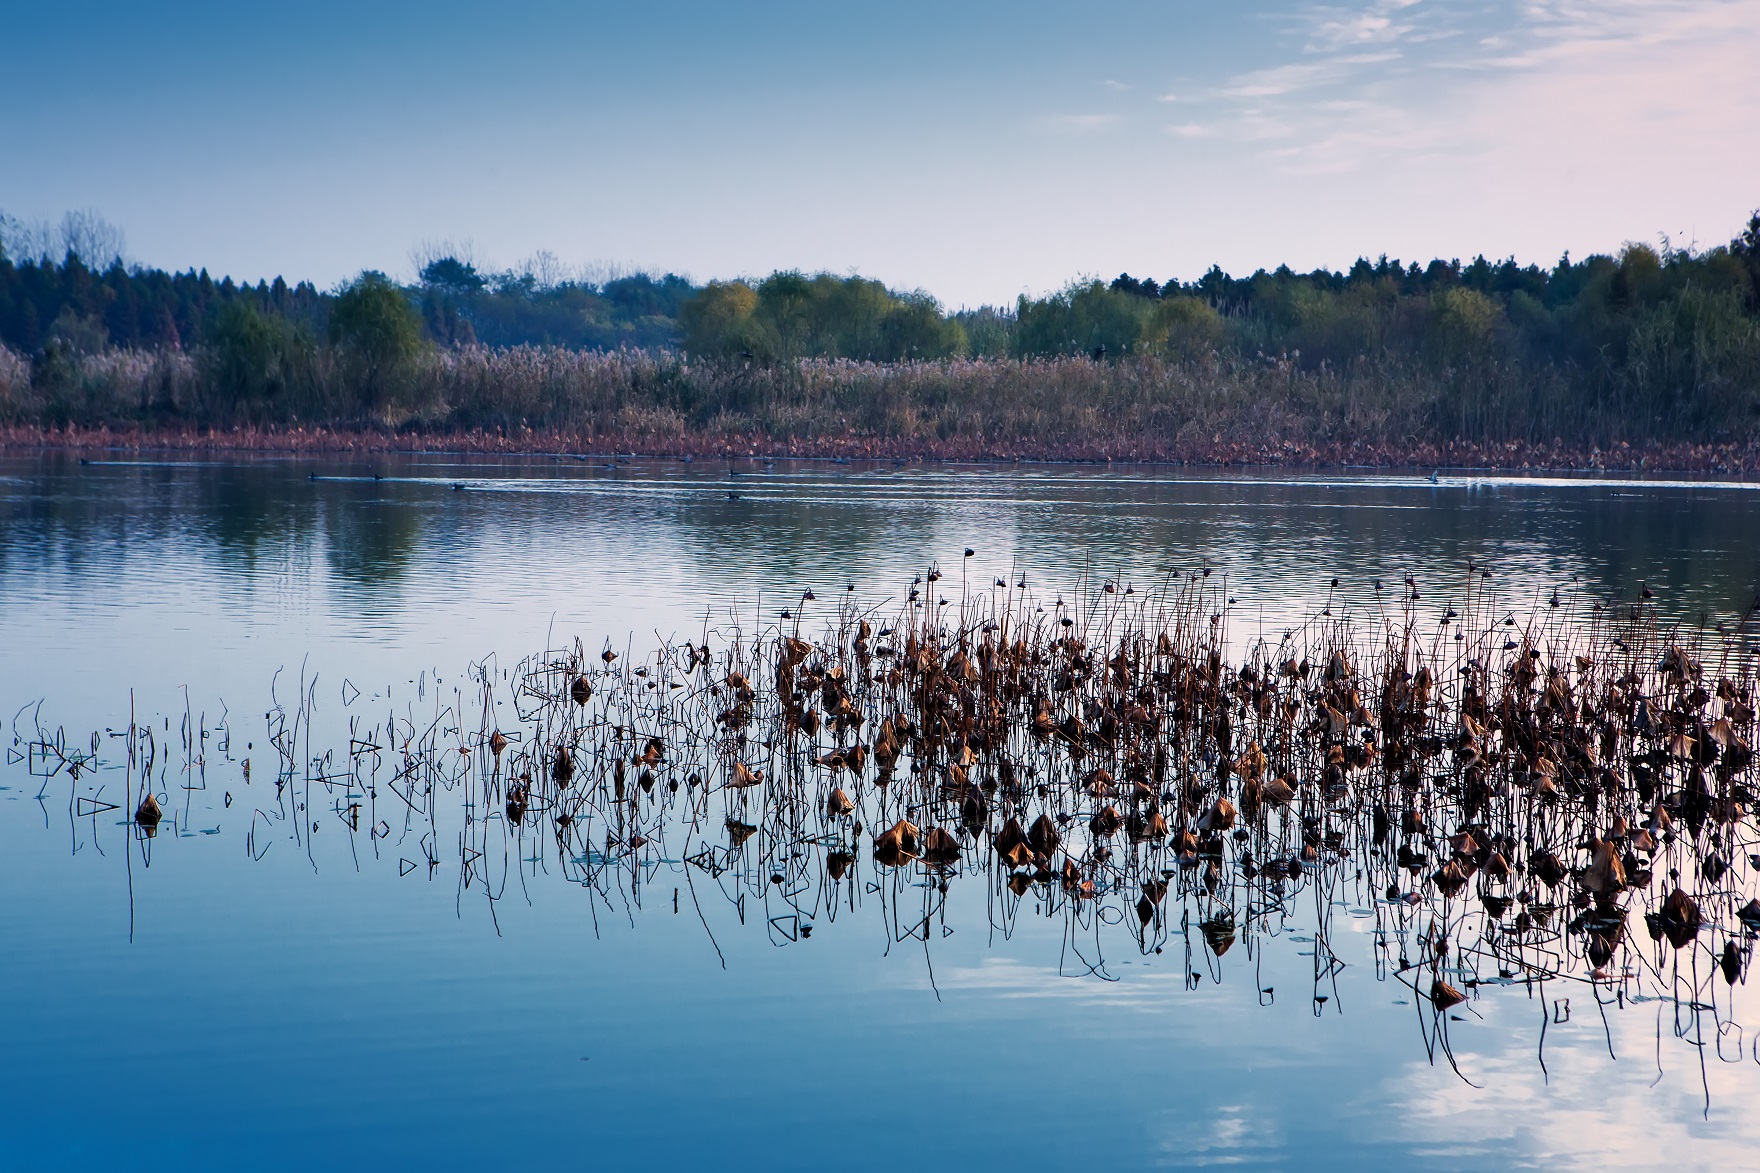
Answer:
2, 0, 1757, 307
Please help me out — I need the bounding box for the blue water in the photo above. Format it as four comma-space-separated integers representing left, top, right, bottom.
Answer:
4, 451, 1760, 1170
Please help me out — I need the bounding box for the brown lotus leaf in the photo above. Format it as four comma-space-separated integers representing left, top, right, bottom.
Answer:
1261, 777, 1296, 806
1583, 838, 1625, 896
826, 851, 855, 880
994, 816, 1029, 858
1028, 813, 1061, 857
1237, 779, 1267, 827
1658, 887, 1702, 949
922, 826, 962, 864
826, 787, 855, 816
873, 818, 921, 865
552, 746, 575, 786
1200, 914, 1236, 956
1089, 805, 1122, 837
488, 730, 508, 757
1433, 860, 1469, 897
570, 675, 592, 706
1198, 798, 1237, 833
1530, 849, 1566, 887
1130, 806, 1169, 842
1327, 650, 1351, 682
727, 761, 763, 788
1431, 979, 1467, 1011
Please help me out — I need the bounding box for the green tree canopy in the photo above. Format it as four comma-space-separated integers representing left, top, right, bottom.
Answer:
329, 271, 424, 407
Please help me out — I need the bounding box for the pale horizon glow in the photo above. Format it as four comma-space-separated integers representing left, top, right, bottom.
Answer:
1, 0, 1756, 308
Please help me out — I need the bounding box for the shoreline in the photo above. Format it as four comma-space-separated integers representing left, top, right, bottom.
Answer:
3, 423, 1758, 477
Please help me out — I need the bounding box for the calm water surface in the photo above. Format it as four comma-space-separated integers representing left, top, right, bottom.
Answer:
4, 451, 1760, 1171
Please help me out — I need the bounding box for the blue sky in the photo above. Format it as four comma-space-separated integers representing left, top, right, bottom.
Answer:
3, 0, 1757, 306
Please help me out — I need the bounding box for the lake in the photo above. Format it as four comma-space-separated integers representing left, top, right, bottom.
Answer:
4, 450, 1760, 1171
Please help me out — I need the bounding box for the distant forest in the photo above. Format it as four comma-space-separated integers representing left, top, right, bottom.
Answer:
2, 207, 1758, 462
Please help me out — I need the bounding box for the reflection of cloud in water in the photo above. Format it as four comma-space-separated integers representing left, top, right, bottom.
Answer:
1377, 997, 1760, 1169
916, 956, 1194, 1009
1155, 1102, 1283, 1167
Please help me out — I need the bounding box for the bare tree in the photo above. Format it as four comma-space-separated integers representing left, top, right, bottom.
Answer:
0, 210, 59, 263
409, 237, 482, 281
519, 249, 569, 290
57, 208, 126, 267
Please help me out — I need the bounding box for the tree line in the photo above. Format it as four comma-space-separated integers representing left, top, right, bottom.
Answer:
2, 207, 1757, 446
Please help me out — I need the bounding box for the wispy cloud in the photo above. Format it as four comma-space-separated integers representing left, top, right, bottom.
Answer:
1160, 0, 1760, 175
1304, 0, 1428, 49
1042, 112, 1123, 133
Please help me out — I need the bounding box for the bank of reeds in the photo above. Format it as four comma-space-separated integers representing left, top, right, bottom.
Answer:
3, 343, 1757, 471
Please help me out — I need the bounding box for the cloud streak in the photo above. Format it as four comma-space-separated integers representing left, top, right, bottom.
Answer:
1160, 0, 1760, 178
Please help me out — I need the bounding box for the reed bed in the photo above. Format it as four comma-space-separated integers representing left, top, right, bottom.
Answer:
5, 343, 1758, 472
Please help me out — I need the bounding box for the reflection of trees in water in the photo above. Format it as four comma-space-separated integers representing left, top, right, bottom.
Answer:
318, 485, 429, 587
6, 459, 1759, 634
22, 570, 1760, 1100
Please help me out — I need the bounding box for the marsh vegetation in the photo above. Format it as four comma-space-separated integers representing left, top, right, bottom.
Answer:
22, 562, 1760, 1094
4, 211, 1759, 463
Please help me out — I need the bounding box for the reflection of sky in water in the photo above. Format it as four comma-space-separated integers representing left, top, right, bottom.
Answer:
4, 452, 1760, 1169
